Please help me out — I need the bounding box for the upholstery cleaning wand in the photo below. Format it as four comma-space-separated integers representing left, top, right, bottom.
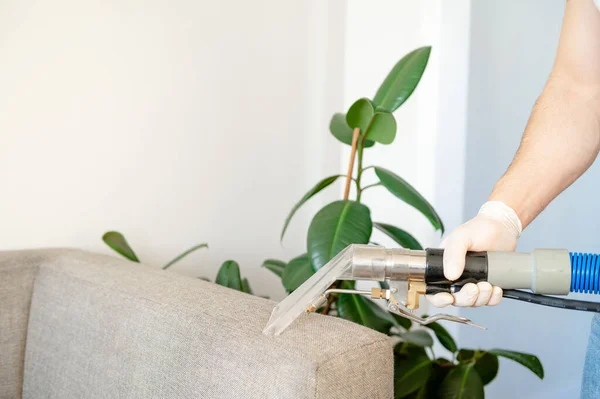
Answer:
263, 244, 600, 336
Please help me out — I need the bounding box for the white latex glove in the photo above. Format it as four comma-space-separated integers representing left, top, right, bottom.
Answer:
427, 201, 522, 308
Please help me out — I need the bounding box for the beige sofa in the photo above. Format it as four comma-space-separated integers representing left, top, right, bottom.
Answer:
0, 249, 393, 398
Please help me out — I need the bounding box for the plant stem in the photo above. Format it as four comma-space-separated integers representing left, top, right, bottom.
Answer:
343, 128, 361, 200
361, 182, 382, 192
321, 293, 336, 315
355, 136, 368, 201
429, 346, 436, 360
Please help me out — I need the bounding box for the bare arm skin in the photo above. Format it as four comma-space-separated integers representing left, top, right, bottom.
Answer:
490, 0, 600, 228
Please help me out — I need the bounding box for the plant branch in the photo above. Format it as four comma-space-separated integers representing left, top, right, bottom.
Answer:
429, 346, 436, 360
439, 362, 455, 368
361, 182, 382, 192
321, 294, 336, 315
343, 128, 361, 200
355, 135, 369, 201
361, 165, 375, 172
321, 281, 340, 314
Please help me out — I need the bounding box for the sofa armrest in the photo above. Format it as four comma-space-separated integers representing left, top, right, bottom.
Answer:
14, 249, 393, 398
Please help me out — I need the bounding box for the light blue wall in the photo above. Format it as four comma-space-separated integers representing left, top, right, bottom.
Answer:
460, 1, 600, 397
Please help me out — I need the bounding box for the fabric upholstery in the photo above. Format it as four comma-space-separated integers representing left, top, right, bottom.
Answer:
0, 251, 42, 399
0, 249, 393, 398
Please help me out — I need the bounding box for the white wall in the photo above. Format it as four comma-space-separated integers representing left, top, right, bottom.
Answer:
460, 1, 597, 397
0, 0, 346, 299
3, 0, 590, 396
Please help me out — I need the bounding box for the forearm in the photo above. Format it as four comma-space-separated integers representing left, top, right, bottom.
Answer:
490, 81, 600, 227
489, 0, 600, 228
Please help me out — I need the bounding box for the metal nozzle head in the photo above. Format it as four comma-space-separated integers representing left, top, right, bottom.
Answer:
262, 246, 357, 336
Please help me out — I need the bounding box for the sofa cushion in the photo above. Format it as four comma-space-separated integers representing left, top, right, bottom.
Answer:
0, 251, 42, 399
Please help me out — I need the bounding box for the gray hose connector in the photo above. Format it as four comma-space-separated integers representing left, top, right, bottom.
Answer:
487, 249, 571, 295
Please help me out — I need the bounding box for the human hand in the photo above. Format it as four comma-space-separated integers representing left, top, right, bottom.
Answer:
426, 201, 522, 308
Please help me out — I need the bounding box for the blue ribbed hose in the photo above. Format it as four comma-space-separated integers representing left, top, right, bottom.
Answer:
502, 252, 600, 312
570, 252, 600, 294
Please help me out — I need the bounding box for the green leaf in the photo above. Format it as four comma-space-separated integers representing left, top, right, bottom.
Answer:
424, 321, 457, 353
215, 260, 242, 291
438, 363, 484, 399
472, 353, 499, 386
390, 312, 412, 331
102, 231, 140, 262
241, 278, 253, 295
375, 167, 444, 233
162, 243, 208, 269
373, 46, 431, 112
346, 98, 374, 132
456, 349, 475, 362
456, 350, 498, 386
329, 113, 375, 148
394, 345, 433, 398
373, 222, 423, 250
307, 200, 372, 270
262, 259, 286, 278
490, 349, 544, 379
407, 362, 452, 399
281, 175, 346, 241
282, 254, 315, 292
364, 112, 396, 144
401, 330, 434, 347
337, 294, 394, 334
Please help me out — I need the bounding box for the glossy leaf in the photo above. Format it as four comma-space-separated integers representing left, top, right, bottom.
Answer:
438, 363, 484, 399
281, 175, 345, 241
241, 278, 253, 295
394, 345, 433, 398
162, 243, 208, 269
395, 342, 427, 357
490, 349, 544, 379
390, 312, 412, 331
373, 222, 423, 250
473, 353, 499, 386
423, 320, 457, 353
364, 112, 397, 144
346, 98, 374, 132
330, 113, 375, 148
215, 260, 242, 291
307, 200, 372, 270
337, 294, 394, 334
373, 46, 431, 112
262, 259, 286, 278
102, 231, 140, 262
456, 349, 475, 362
407, 362, 452, 399
457, 350, 499, 386
401, 330, 434, 347
282, 254, 314, 292
375, 167, 444, 233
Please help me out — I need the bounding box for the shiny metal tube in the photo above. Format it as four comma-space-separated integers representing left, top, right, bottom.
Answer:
338, 245, 426, 281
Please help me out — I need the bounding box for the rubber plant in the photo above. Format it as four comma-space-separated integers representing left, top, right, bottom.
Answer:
101, 46, 544, 398
101, 231, 254, 294
263, 47, 544, 398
